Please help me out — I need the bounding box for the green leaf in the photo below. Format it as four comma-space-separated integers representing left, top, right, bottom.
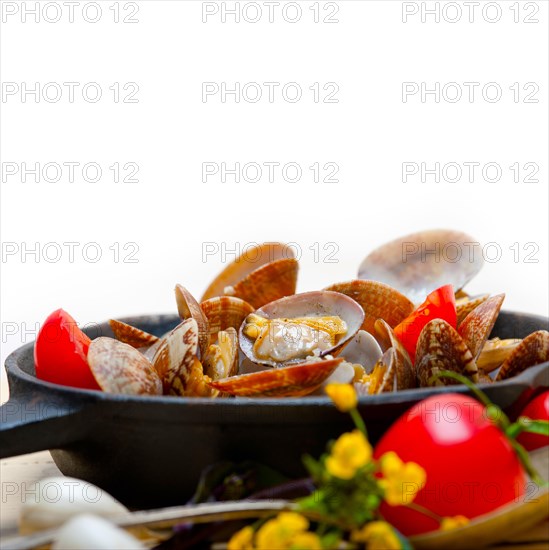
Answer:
320, 529, 343, 549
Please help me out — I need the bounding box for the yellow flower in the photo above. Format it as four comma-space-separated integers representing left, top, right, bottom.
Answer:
378, 451, 426, 506
352, 521, 402, 550
290, 532, 322, 549
325, 383, 358, 412
228, 526, 254, 550
255, 512, 309, 549
440, 515, 470, 531
326, 429, 372, 479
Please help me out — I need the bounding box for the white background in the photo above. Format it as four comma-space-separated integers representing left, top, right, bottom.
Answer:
1, 0, 548, 402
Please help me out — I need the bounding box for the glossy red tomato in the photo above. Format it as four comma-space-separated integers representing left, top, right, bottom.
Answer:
374, 393, 526, 536
517, 391, 549, 451
394, 284, 457, 363
34, 309, 100, 390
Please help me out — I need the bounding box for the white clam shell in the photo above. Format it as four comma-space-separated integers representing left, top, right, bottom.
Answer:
339, 330, 383, 373
239, 291, 365, 367
52, 514, 144, 550
19, 477, 127, 534
358, 229, 483, 304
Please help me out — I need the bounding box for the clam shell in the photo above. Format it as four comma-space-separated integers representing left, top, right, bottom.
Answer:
175, 284, 210, 356
202, 328, 239, 381
374, 319, 416, 389
358, 229, 483, 303
477, 372, 494, 384
87, 337, 162, 395
456, 294, 489, 326
416, 319, 478, 387
152, 318, 213, 396
200, 296, 254, 337
458, 294, 505, 360
201, 242, 298, 308
108, 319, 159, 348
339, 329, 383, 372
496, 330, 549, 380
239, 291, 365, 367
355, 347, 415, 395
208, 357, 342, 397
477, 338, 522, 373
324, 280, 414, 335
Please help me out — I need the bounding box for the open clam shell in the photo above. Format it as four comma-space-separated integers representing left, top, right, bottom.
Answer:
458, 294, 505, 360
358, 229, 483, 304
200, 296, 254, 338
355, 347, 415, 395
456, 294, 489, 326
416, 319, 478, 387
339, 329, 383, 372
239, 291, 365, 368
202, 328, 239, 381
477, 338, 522, 373
374, 319, 416, 389
175, 284, 210, 356
108, 319, 159, 348
496, 330, 549, 381
324, 280, 414, 335
87, 337, 162, 395
208, 357, 343, 397
152, 318, 214, 396
200, 242, 298, 309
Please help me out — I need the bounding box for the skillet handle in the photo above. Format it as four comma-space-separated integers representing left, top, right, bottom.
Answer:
0, 393, 88, 458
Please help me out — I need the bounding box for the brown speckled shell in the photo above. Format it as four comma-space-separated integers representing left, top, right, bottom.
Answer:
324, 280, 414, 335
208, 358, 342, 397
152, 318, 202, 395
496, 330, 549, 381
374, 319, 416, 390
458, 294, 505, 360
88, 337, 162, 395
175, 284, 210, 357
200, 296, 254, 339
416, 319, 478, 387
108, 319, 159, 348
456, 295, 489, 326
200, 243, 298, 309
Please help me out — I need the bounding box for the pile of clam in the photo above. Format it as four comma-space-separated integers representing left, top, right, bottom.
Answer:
86, 235, 549, 398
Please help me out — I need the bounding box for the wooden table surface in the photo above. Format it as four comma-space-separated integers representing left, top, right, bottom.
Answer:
1, 449, 548, 549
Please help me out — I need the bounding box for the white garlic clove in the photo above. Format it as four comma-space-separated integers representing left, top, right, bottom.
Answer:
19, 477, 127, 534
52, 514, 144, 550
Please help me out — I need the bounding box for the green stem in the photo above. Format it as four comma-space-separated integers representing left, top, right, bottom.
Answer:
509, 440, 546, 486
430, 370, 546, 485
404, 502, 444, 524
350, 408, 368, 439
429, 370, 491, 408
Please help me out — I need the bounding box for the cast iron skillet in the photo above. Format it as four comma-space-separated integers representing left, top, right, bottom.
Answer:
1, 311, 548, 508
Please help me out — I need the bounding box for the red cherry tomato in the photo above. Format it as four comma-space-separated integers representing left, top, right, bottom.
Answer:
394, 284, 457, 363
517, 391, 549, 451
374, 393, 526, 536
34, 309, 100, 390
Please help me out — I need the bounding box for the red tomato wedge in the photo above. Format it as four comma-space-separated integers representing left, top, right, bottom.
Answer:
34, 309, 100, 390
517, 391, 549, 451
394, 284, 457, 363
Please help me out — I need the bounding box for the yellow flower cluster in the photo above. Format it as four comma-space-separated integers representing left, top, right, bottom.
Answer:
352, 521, 402, 550
228, 512, 322, 550
326, 429, 372, 479
325, 383, 357, 412
440, 515, 470, 531
378, 451, 426, 506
